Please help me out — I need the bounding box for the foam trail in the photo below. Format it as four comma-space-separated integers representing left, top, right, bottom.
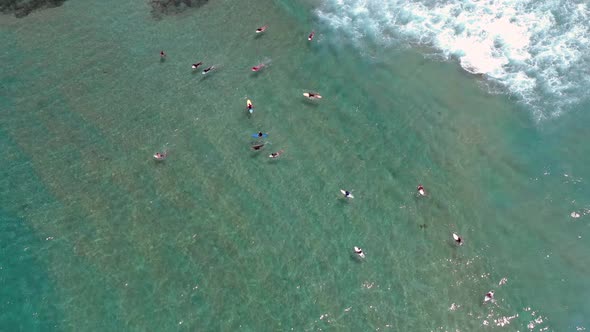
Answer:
316, 0, 590, 119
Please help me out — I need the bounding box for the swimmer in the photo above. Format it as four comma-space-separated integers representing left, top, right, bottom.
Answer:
269, 149, 284, 158
308, 31, 315, 41
354, 246, 365, 258
252, 63, 265, 72
251, 143, 265, 151
202, 66, 215, 74
192, 62, 203, 69
340, 190, 354, 199
153, 151, 167, 161
256, 25, 268, 33
303, 92, 322, 99
160, 51, 166, 58
453, 233, 463, 246
484, 291, 494, 303
417, 184, 426, 196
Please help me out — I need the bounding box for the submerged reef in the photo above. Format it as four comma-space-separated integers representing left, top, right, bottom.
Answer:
0, 0, 66, 18
149, 0, 208, 18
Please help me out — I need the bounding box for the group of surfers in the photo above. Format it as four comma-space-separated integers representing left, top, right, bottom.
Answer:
156, 24, 489, 303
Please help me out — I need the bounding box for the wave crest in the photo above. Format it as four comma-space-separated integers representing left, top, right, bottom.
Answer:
316, 0, 590, 119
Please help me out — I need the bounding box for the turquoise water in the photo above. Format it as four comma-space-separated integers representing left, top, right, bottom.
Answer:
1, 0, 589, 330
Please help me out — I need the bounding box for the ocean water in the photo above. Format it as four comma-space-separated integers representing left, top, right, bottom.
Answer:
0, 0, 589, 330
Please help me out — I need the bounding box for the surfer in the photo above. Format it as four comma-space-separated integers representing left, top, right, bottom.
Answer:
256, 25, 268, 33
256, 131, 265, 138
192, 62, 203, 69
160, 50, 166, 58
202, 66, 215, 74
453, 233, 463, 246
484, 291, 494, 303
303, 92, 322, 99
308, 31, 315, 41
247, 99, 254, 114
341, 190, 354, 199
154, 151, 167, 161
252, 63, 265, 72
269, 149, 284, 158
354, 246, 365, 258
417, 184, 426, 196
251, 143, 265, 151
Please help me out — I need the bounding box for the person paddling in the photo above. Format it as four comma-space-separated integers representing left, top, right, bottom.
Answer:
154, 151, 167, 161
202, 66, 215, 74
453, 233, 463, 246
253, 131, 269, 138
256, 25, 268, 33
303, 92, 322, 99
354, 246, 365, 258
269, 149, 284, 158
417, 184, 426, 196
484, 291, 494, 303
340, 190, 354, 199
252, 63, 265, 72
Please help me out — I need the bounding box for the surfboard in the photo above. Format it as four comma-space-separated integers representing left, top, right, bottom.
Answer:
251, 133, 268, 138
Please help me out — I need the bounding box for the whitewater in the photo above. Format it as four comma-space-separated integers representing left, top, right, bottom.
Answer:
316, 0, 590, 119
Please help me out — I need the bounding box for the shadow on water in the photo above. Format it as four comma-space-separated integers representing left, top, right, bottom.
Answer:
301, 99, 320, 108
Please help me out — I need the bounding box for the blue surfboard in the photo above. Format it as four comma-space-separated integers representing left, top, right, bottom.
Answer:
252, 133, 268, 138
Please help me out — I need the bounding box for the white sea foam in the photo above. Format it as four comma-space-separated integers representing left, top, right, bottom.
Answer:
316, 0, 590, 119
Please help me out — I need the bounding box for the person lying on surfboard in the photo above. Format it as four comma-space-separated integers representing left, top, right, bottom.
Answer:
341, 190, 354, 198
417, 184, 426, 196
453, 233, 463, 246
154, 151, 167, 161
269, 149, 284, 158
308, 31, 315, 41
303, 92, 322, 99
252, 131, 268, 138
256, 25, 268, 33
484, 291, 494, 303
247, 99, 254, 114
354, 246, 365, 258
192, 62, 203, 69
160, 50, 166, 58
252, 63, 266, 72
202, 66, 215, 74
